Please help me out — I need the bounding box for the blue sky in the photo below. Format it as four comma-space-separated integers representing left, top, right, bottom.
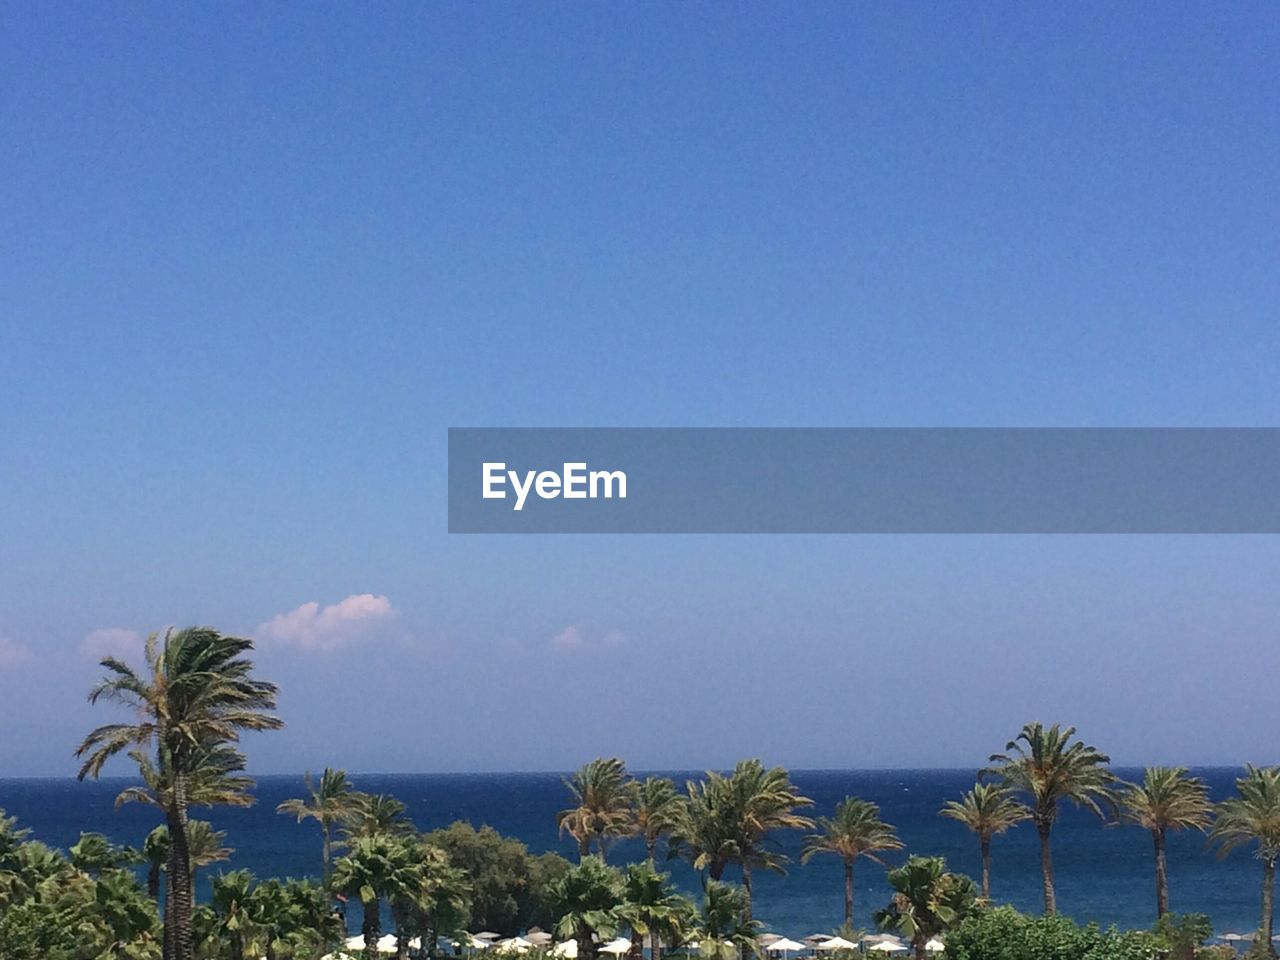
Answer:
1, 3, 1278, 776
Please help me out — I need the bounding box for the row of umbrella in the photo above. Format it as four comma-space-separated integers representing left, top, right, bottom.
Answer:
329, 931, 942, 958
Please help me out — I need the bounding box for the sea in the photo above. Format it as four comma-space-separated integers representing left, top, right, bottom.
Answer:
0, 769, 1265, 937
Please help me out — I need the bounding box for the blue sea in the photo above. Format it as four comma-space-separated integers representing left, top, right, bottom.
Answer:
0, 769, 1265, 936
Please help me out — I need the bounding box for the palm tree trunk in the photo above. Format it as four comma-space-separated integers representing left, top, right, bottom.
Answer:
1037, 821, 1056, 916
165, 772, 196, 960
741, 862, 753, 960
843, 859, 855, 928
579, 923, 598, 960
322, 821, 332, 883
913, 935, 926, 960
1261, 857, 1276, 948
579, 836, 591, 861
363, 897, 381, 960
148, 862, 161, 901
650, 928, 662, 960
980, 836, 992, 901
230, 931, 245, 960
646, 837, 656, 869
1153, 829, 1168, 918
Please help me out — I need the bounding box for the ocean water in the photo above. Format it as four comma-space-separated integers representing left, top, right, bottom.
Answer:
0, 769, 1266, 936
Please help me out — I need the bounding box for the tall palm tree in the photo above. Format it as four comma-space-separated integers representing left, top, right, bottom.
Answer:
276, 768, 359, 881
939, 784, 1029, 900
676, 776, 737, 881
76, 627, 282, 960
343, 792, 415, 842
547, 855, 623, 960
1211, 766, 1280, 947
1121, 767, 1213, 918
981, 722, 1116, 915
630, 777, 686, 868
802, 796, 904, 927
558, 759, 635, 861
717, 760, 814, 932
874, 856, 978, 960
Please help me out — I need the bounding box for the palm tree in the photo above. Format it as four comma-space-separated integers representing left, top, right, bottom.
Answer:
1121, 767, 1213, 918
332, 834, 418, 960
614, 862, 695, 960
630, 777, 686, 868
207, 870, 256, 960
407, 844, 472, 960
874, 856, 978, 960
981, 722, 1116, 915
76, 626, 283, 960
276, 768, 359, 881
142, 826, 170, 901
558, 759, 635, 861
1211, 766, 1280, 948
185, 819, 232, 885
716, 760, 814, 932
696, 880, 761, 960
343, 792, 415, 841
802, 796, 903, 927
676, 776, 738, 881
547, 855, 623, 960
939, 784, 1029, 901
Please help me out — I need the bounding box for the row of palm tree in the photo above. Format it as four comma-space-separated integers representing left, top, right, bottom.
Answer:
561, 728, 1280, 953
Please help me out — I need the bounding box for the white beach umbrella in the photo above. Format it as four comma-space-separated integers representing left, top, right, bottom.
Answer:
869, 943, 907, 954
600, 938, 633, 955
759, 935, 782, 945
553, 942, 580, 959
497, 937, 533, 954
816, 938, 858, 952
765, 938, 806, 955
924, 939, 945, 953
345, 936, 366, 951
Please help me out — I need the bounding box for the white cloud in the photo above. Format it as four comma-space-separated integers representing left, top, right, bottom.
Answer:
0, 636, 31, 668
258, 593, 396, 652
550, 625, 625, 653
82, 627, 143, 660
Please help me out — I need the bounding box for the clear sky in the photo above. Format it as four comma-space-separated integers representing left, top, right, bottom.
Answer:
1, 3, 1278, 776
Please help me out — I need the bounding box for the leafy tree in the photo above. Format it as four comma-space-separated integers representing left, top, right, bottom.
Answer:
982, 722, 1116, 915
696, 880, 761, 960
1210, 765, 1280, 950
1120, 768, 1212, 918
874, 856, 978, 960
76, 626, 283, 960
1151, 912, 1213, 960
802, 796, 903, 928
558, 759, 635, 861
547, 855, 623, 960
424, 821, 569, 934
939, 784, 1029, 900
945, 906, 1155, 960
277, 768, 359, 882
629, 777, 686, 868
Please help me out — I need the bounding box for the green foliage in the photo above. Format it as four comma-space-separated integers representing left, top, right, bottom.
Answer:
874, 856, 977, 957
425, 820, 570, 934
945, 906, 1156, 960
696, 880, 761, 960
558, 758, 635, 859
547, 855, 624, 959
1151, 913, 1212, 960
